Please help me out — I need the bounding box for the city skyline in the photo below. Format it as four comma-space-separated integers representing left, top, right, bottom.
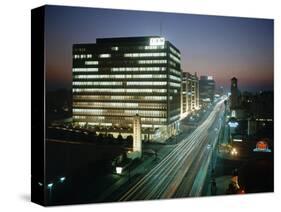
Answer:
45, 5, 273, 92
31, 5, 274, 206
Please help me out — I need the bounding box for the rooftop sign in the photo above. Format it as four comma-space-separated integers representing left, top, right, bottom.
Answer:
150, 37, 165, 46
253, 141, 271, 152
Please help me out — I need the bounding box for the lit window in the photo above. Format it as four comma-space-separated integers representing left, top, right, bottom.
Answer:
85, 61, 99, 65
111, 46, 119, 51
170, 82, 181, 87
111, 67, 166, 72
138, 60, 167, 64
144, 45, 165, 50
127, 81, 167, 86
73, 81, 123, 86
169, 46, 181, 58
169, 75, 181, 82
73, 74, 166, 79
99, 54, 111, 58
72, 68, 98, 72
170, 61, 177, 67
72, 88, 167, 93
170, 68, 181, 76
73, 95, 168, 101
169, 53, 181, 64
124, 52, 166, 57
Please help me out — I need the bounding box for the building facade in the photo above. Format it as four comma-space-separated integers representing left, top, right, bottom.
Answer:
72, 36, 182, 142
199, 75, 215, 106
181, 72, 199, 118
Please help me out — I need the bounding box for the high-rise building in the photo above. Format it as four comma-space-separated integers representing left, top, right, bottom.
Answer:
199, 75, 215, 106
72, 36, 182, 142
181, 72, 199, 118
230, 77, 239, 109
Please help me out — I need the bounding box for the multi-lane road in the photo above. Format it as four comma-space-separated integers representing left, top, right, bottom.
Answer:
118, 99, 225, 201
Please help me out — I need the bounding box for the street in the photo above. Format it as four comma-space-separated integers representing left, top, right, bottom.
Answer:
118, 99, 225, 201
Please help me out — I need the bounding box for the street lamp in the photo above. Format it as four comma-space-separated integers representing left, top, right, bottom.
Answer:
231, 148, 238, 156
116, 167, 123, 175
47, 183, 54, 189
47, 183, 54, 204
59, 177, 66, 183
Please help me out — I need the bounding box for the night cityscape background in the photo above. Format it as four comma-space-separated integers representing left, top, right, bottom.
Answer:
40, 5, 274, 206
45, 6, 273, 92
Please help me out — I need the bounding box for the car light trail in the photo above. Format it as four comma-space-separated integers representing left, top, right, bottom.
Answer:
119, 100, 225, 201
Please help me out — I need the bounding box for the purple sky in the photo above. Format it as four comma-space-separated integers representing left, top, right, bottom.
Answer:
45, 5, 273, 92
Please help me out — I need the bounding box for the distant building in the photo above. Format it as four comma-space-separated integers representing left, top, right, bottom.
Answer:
244, 91, 273, 136
248, 117, 257, 136
199, 75, 215, 106
217, 86, 225, 96
230, 77, 240, 109
72, 36, 182, 142
181, 72, 199, 118
234, 90, 273, 138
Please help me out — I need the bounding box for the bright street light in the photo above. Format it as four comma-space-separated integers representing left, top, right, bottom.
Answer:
47, 183, 54, 189
59, 177, 66, 183
231, 148, 238, 156
116, 167, 123, 174
228, 121, 238, 128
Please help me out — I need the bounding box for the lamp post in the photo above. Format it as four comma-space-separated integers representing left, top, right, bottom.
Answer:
116, 167, 123, 175
47, 183, 54, 204
128, 166, 131, 183
59, 177, 66, 183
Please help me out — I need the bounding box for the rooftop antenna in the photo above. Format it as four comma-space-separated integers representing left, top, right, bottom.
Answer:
160, 20, 162, 36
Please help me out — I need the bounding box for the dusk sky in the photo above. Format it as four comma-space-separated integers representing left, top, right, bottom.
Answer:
45, 5, 273, 92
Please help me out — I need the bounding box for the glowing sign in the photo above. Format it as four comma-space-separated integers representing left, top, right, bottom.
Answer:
253, 141, 271, 152
257, 141, 267, 149
207, 76, 213, 80
228, 121, 238, 128
149, 37, 165, 46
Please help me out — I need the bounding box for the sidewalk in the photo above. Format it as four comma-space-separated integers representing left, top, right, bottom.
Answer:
96, 143, 175, 202
205, 175, 232, 196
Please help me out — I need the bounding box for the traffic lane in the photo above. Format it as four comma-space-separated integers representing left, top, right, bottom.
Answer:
119, 101, 225, 201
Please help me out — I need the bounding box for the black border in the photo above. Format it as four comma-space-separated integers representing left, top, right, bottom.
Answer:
31, 6, 46, 206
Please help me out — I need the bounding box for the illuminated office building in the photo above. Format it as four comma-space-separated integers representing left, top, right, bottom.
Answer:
199, 75, 215, 106
72, 36, 182, 142
181, 72, 199, 118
